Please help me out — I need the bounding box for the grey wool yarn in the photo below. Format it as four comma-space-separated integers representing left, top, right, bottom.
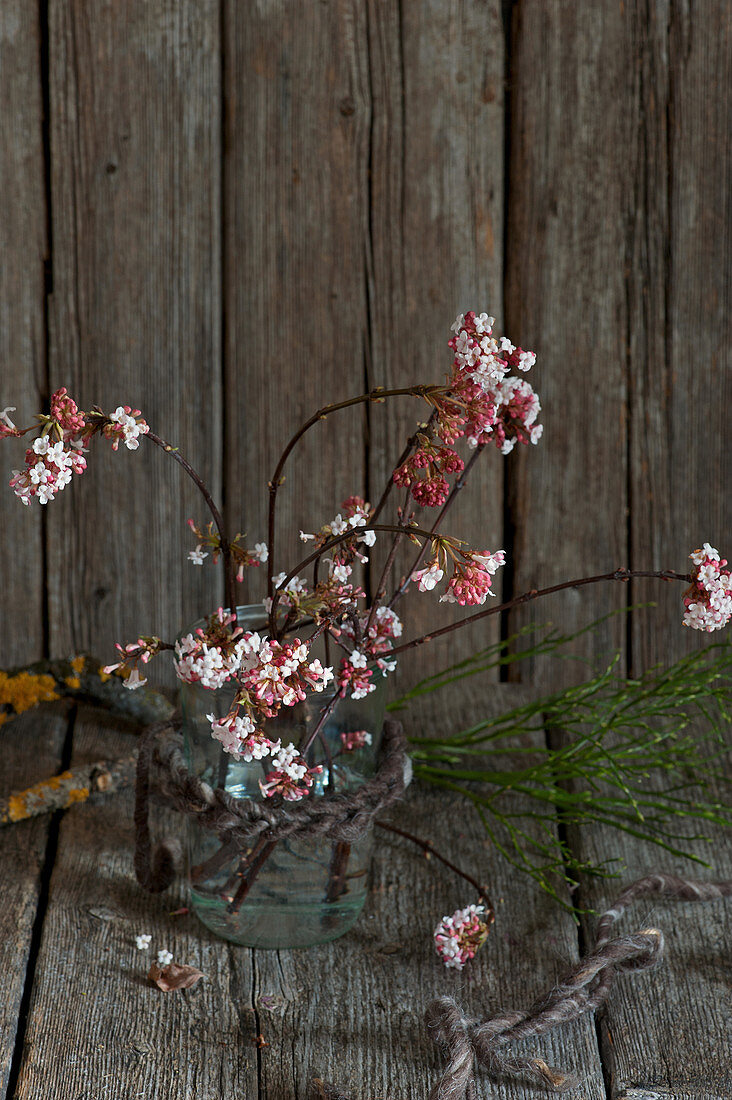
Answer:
133, 715, 409, 893
425, 873, 732, 1100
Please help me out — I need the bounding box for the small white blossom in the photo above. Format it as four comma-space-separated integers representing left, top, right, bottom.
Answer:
254, 542, 268, 561
124, 668, 148, 690
0, 407, 17, 430
349, 649, 368, 668
135, 934, 152, 950
157, 949, 174, 967
188, 545, 208, 565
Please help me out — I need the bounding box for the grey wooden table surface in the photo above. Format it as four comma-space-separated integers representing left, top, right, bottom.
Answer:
2, 683, 731, 1100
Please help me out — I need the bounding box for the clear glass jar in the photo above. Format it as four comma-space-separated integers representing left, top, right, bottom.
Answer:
179, 605, 386, 949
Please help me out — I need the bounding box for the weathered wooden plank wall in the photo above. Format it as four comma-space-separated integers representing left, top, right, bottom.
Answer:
45, 0, 222, 683
0, 1, 729, 691
0, 3, 46, 666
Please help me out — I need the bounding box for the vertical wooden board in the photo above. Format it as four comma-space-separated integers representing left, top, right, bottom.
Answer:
11, 709, 259, 1099
223, 1, 371, 605
365, 0, 506, 685
239, 684, 606, 1098
568, 716, 732, 1097
46, 1, 222, 683
0, 709, 66, 1098
505, 1, 631, 690
627, 2, 732, 673
0, 4, 45, 667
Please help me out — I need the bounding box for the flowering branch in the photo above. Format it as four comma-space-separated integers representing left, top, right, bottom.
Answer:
386, 568, 691, 658
375, 820, 496, 922
266, 385, 444, 606
389, 443, 486, 609
145, 431, 236, 620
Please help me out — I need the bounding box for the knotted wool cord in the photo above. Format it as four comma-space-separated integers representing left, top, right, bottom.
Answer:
424, 873, 732, 1099
134, 715, 410, 893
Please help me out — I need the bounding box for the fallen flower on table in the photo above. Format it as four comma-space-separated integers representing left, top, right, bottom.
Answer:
134, 933, 152, 950
434, 903, 490, 970
147, 961, 204, 992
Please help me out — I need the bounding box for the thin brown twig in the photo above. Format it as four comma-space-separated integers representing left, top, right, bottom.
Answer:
266, 385, 444, 621
385, 568, 690, 658
146, 430, 236, 621
388, 444, 486, 609
375, 819, 496, 923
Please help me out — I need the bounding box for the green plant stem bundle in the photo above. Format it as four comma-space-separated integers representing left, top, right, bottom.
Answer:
390, 620, 732, 904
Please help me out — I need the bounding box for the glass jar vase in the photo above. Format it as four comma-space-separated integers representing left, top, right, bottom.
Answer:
179, 605, 386, 949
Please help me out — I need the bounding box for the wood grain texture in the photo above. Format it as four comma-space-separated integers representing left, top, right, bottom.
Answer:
0, 2, 46, 667
365, 0, 506, 683
569, 712, 732, 1098
626, 1, 732, 673
7, 687, 607, 1099
46, 0, 222, 684
505, 0, 630, 689
11, 708, 259, 1100
223, 0, 371, 605
0, 708, 66, 1098
246, 682, 605, 1099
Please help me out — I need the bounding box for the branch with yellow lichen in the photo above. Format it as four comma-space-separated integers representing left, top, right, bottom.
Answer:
0, 654, 173, 727
0, 753, 137, 824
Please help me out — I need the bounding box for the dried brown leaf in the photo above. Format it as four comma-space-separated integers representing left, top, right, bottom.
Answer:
147, 962, 204, 992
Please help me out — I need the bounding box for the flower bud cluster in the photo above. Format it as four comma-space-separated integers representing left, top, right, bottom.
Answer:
393, 440, 464, 509
102, 635, 168, 690
413, 549, 505, 607
683, 544, 732, 632
433, 903, 490, 970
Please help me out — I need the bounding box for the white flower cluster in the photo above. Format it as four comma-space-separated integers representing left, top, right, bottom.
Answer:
433, 903, 489, 970
683, 544, 732, 632
451, 313, 534, 392
109, 406, 149, 450
11, 436, 85, 505
207, 711, 280, 760
270, 742, 308, 782
174, 633, 233, 689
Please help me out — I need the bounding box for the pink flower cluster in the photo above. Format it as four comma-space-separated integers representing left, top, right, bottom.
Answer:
438, 311, 542, 452
394, 441, 464, 509
413, 549, 505, 606
340, 729, 373, 752
434, 903, 490, 970
338, 649, 375, 700
4, 388, 149, 506
175, 622, 334, 714
207, 712, 280, 761
339, 605, 403, 685
260, 742, 323, 801
682, 544, 732, 632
